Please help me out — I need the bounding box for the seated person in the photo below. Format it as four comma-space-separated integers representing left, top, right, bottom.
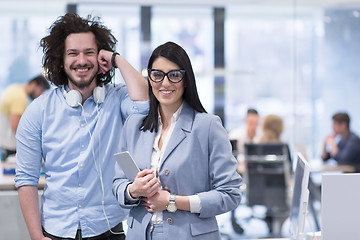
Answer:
260, 114, 283, 143
259, 114, 292, 169
249, 114, 290, 235
321, 112, 360, 172
229, 108, 261, 154
229, 108, 261, 173
0, 74, 50, 161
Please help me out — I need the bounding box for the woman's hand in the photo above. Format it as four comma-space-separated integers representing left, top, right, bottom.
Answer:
142, 189, 170, 213
97, 49, 114, 74
128, 169, 160, 199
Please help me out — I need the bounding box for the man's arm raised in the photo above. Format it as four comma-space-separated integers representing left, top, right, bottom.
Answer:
98, 50, 149, 101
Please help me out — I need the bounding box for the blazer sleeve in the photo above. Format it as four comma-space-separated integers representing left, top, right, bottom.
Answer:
197, 115, 242, 218
112, 114, 141, 209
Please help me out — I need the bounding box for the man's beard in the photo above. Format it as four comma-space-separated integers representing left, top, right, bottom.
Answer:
66, 71, 98, 89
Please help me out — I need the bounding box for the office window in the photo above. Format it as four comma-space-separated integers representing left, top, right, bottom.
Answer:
225, 5, 307, 149
151, 6, 214, 113
316, 7, 360, 151
225, 4, 360, 160
0, 1, 66, 93
78, 4, 141, 84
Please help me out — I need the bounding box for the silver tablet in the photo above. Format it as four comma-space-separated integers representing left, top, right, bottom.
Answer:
114, 151, 140, 181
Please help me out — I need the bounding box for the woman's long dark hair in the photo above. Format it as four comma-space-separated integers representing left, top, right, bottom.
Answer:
140, 42, 206, 132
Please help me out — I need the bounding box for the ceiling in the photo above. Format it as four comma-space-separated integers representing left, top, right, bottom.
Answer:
1, 0, 360, 17
2, 0, 360, 7
71, 0, 360, 7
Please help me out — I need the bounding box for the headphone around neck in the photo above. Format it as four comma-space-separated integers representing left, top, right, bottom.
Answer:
62, 85, 105, 107
62, 84, 123, 235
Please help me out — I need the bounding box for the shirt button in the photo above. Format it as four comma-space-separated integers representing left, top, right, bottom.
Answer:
78, 184, 81, 187
167, 218, 173, 224
81, 124, 84, 127
78, 204, 82, 208
163, 169, 169, 175
81, 145, 85, 148
80, 163, 84, 167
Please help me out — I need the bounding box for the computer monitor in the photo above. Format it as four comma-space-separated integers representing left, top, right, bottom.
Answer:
290, 153, 310, 240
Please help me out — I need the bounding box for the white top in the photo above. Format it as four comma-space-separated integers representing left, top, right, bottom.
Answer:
125, 103, 202, 224
150, 104, 201, 224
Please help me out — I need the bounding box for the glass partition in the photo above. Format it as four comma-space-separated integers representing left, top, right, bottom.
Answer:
1, 0, 360, 162
78, 4, 141, 84
225, 3, 360, 161
151, 6, 214, 113
0, 1, 66, 93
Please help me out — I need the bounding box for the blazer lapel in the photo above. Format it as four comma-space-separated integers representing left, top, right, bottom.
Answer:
142, 129, 156, 170
160, 102, 194, 166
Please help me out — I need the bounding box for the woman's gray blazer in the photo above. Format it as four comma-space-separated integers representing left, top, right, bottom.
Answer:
113, 101, 242, 240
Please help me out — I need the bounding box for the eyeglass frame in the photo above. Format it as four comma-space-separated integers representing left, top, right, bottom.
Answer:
147, 69, 186, 83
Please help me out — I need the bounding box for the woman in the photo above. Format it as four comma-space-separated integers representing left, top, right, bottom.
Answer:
260, 114, 284, 143
113, 42, 242, 239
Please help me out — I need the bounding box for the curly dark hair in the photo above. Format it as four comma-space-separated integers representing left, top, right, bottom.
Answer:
40, 13, 117, 86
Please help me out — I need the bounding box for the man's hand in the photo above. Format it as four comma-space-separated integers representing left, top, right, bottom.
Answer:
97, 49, 114, 74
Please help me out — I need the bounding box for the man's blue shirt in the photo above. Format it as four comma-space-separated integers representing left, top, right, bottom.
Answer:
15, 84, 149, 238
334, 131, 360, 166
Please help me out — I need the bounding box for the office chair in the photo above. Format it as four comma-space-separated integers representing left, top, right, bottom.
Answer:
229, 139, 245, 234
244, 143, 292, 237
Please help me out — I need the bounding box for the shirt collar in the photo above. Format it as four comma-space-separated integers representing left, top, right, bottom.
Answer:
157, 103, 184, 125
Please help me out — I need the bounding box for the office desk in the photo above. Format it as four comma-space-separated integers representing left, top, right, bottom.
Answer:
318, 164, 355, 173
0, 162, 45, 190
237, 158, 356, 176
0, 162, 43, 239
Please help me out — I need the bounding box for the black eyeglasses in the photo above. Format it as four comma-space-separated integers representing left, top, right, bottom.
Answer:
147, 69, 186, 83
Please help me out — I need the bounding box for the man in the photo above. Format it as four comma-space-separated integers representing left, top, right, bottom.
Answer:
14, 13, 149, 240
321, 112, 360, 170
0, 74, 49, 161
228, 108, 261, 234
229, 108, 261, 158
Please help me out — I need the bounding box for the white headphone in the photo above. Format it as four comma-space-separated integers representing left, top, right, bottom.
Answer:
62, 85, 105, 107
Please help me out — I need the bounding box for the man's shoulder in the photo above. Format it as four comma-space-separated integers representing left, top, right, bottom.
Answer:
348, 131, 360, 142
104, 83, 127, 94
23, 88, 56, 112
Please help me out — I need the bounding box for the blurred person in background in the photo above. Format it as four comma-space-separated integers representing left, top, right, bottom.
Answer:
260, 114, 283, 143
321, 112, 360, 171
228, 109, 261, 234
0, 74, 49, 161
228, 108, 261, 157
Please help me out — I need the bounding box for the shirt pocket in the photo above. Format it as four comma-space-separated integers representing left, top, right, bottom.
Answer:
190, 217, 219, 237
